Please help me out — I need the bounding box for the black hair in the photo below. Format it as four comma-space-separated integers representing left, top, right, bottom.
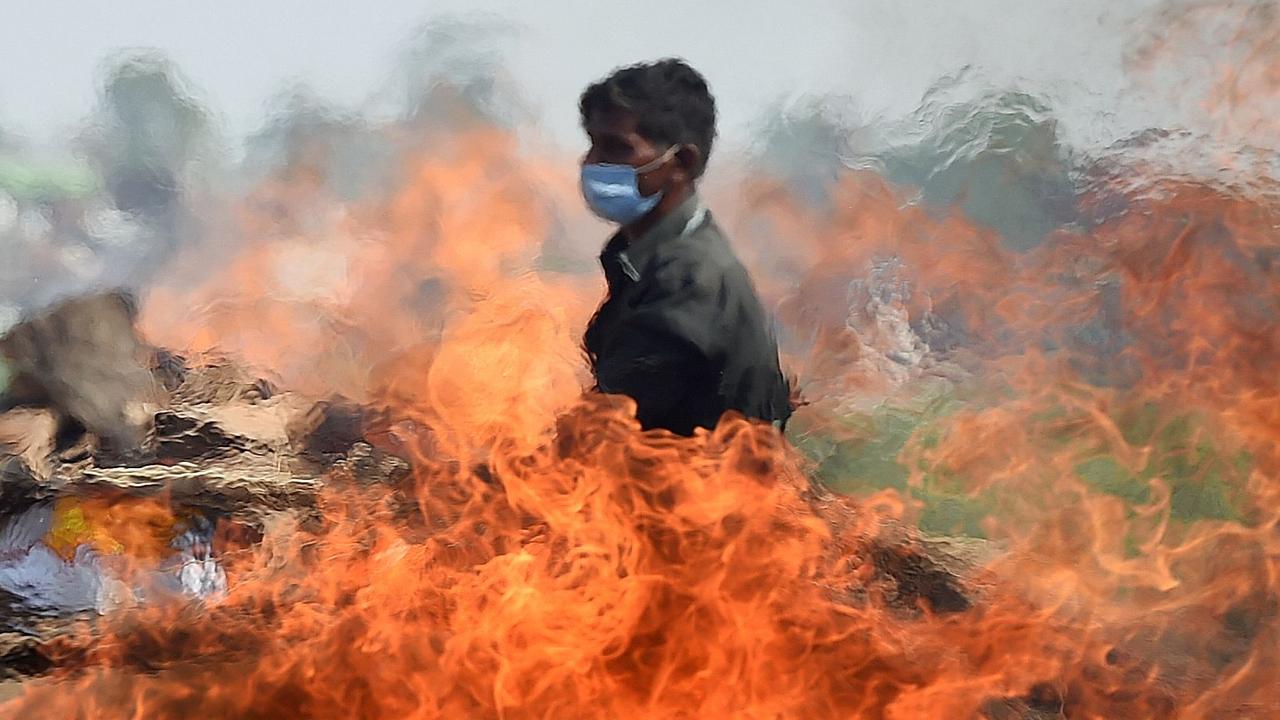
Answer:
579, 58, 717, 176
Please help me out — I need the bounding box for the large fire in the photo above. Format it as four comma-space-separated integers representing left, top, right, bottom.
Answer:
6, 37, 1280, 720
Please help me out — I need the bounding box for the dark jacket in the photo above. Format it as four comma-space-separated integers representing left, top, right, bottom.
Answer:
584, 194, 792, 435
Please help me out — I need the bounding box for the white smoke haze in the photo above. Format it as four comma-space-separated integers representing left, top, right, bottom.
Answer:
0, 0, 1269, 403
0, 1, 1270, 319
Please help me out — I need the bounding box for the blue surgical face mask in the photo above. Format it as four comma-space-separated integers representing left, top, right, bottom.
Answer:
580, 146, 679, 225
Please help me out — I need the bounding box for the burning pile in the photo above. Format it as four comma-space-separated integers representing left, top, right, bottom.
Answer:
0, 281, 987, 717
0, 496, 225, 618
0, 142, 1275, 717
0, 291, 408, 676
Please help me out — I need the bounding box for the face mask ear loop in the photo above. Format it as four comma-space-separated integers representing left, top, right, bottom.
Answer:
635, 144, 681, 174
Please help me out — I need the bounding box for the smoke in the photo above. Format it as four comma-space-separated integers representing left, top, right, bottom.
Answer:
244, 85, 392, 202
0, 4, 1272, 411
0, 15, 536, 331
0, 51, 221, 327
1127, 0, 1280, 146
390, 16, 528, 132
2, 3, 1271, 309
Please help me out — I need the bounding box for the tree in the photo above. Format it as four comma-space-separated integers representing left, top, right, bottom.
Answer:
80, 51, 212, 217
245, 84, 391, 201
386, 17, 527, 132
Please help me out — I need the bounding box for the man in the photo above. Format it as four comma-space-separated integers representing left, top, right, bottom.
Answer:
579, 59, 792, 436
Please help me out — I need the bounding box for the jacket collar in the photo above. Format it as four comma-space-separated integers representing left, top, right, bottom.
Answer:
600, 194, 706, 285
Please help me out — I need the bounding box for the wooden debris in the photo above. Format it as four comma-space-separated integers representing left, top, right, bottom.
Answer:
0, 329, 405, 525
0, 409, 58, 487
0, 340, 412, 682
807, 485, 1001, 616
286, 397, 367, 460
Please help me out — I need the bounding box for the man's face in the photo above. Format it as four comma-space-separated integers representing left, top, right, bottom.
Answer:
583, 108, 683, 199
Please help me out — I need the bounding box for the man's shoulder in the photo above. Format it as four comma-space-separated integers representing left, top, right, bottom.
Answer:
653, 215, 741, 277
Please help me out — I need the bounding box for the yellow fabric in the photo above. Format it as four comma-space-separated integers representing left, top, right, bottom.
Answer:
45, 497, 124, 560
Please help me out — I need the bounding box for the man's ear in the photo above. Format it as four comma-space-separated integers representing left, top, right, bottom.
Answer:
674, 144, 703, 181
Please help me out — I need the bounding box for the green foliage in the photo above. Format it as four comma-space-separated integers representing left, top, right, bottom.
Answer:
0, 159, 99, 202
795, 386, 993, 537
1076, 411, 1247, 524
800, 387, 1252, 541
1075, 456, 1149, 505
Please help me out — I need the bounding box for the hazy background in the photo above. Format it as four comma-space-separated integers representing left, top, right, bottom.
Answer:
2, 0, 1171, 152
2, 0, 1268, 356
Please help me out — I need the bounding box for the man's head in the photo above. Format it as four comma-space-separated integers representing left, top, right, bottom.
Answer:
579, 59, 717, 221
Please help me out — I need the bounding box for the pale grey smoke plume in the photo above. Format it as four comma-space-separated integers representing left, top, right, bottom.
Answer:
0, 51, 219, 323
390, 16, 528, 132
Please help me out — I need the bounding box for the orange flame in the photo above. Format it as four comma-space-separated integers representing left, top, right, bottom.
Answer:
6, 95, 1280, 718
43, 496, 177, 564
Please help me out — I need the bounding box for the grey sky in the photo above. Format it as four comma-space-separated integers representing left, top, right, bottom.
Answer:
2, 0, 1171, 151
